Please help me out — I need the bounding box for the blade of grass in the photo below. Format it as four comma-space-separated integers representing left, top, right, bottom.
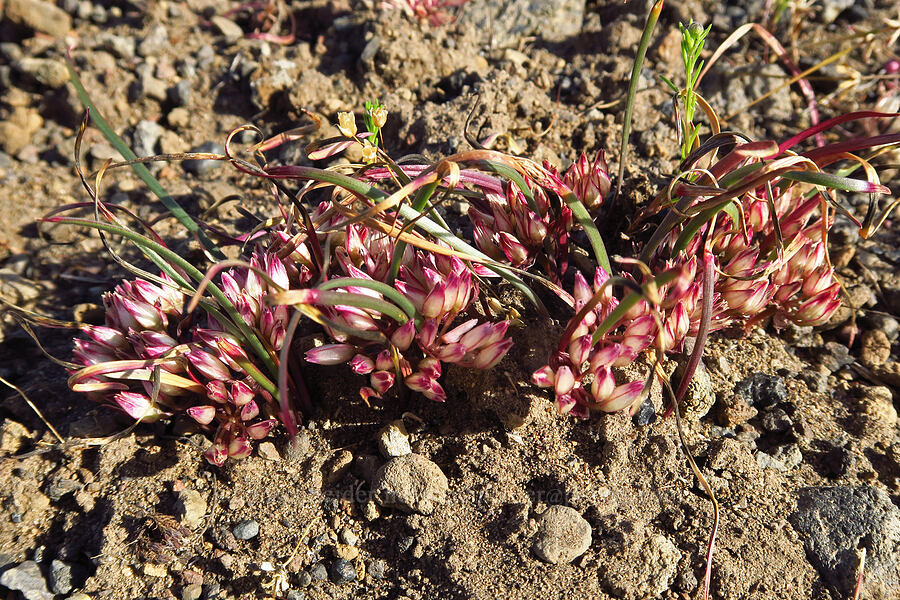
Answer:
65, 60, 225, 260
615, 0, 666, 203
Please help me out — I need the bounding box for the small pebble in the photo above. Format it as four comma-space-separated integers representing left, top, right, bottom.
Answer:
49, 559, 73, 594
330, 558, 356, 584
339, 528, 358, 547
532, 505, 592, 564
733, 373, 787, 408
378, 420, 412, 458
367, 558, 386, 579
181, 582, 202, 600
232, 520, 259, 541
308, 562, 328, 582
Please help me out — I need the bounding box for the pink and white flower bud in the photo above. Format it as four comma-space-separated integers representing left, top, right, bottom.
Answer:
442, 318, 479, 344
305, 343, 355, 365
597, 381, 645, 413
722, 282, 770, 315
554, 365, 576, 396
589, 344, 624, 372
422, 380, 447, 402
573, 271, 592, 308
119, 296, 166, 330
473, 338, 513, 369
498, 231, 529, 265
568, 334, 592, 366
206, 380, 228, 403
418, 358, 442, 379
187, 405, 217, 425
794, 289, 840, 325
801, 266, 836, 297
240, 400, 259, 421
391, 320, 416, 351
748, 199, 770, 231
187, 349, 232, 381
230, 380, 255, 406
531, 365, 556, 388
220, 272, 242, 305
246, 419, 277, 440
265, 253, 290, 290
422, 283, 448, 319
417, 319, 439, 348
83, 325, 127, 348
349, 354, 376, 375
370, 370, 395, 395
724, 248, 760, 278
374, 349, 394, 371
204, 443, 228, 466
590, 367, 616, 402
405, 372, 434, 393
436, 342, 467, 362
774, 281, 802, 304
228, 436, 253, 459
114, 392, 167, 422
73, 339, 115, 366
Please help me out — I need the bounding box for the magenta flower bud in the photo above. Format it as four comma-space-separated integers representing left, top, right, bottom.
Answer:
83, 325, 127, 348
305, 343, 355, 365
370, 370, 395, 395
245, 258, 264, 300
532, 365, 556, 388
748, 199, 770, 231
443, 318, 479, 344
216, 337, 250, 365
187, 405, 217, 425
568, 334, 592, 366
374, 349, 393, 372
187, 349, 232, 381
114, 392, 167, 422
774, 281, 803, 304
589, 344, 624, 372
465, 321, 509, 351
350, 354, 375, 375
231, 380, 255, 406
489, 197, 513, 232
391, 320, 416, 351
498, 231, 529, 265
228, 436, 253, 460
119, 296, 166, 330
668, 304, 690, 345
73, 339, 115, 366
436, 342, 467, 362
266, 253, 290, 290
725, 248, 760, 278
597, 381, 645, 413
801, 266, 836, 297
794, 289, 840, 325
417, 319, 439, 349
722, 282, 770, 315
246, 418, 277, 440
204, 443, 228, 466
564, 150, 611, 211
421, 283, 448, 319
573, 271, 592, 307
555, 393, 578, 416
405, 372, 434, 393
422, 380, 447, 402
590, 367, 616, 401
622, 298, 649, 321
359, 386, 381, 402
335, 306, 379, 331
220, 272, 241, 305
473, 338, 513, 369
207, 380, 228, 403
554, 365, 576, 396
240, 400, 259, 421
418, 358, 442, 379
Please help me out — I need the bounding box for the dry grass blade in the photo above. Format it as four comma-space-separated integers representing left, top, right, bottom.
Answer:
0, 375, 65, 444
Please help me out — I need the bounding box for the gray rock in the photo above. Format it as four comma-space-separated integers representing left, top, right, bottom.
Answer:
168, 80, 192, 107
457, 0, 584, 48
0, 42, 25, 62
0, 561, 53, 600
366, 559, 386, 579
45, 476, 81, 501
138, 24, 170, 58
132, 120, 164, 158
339, 528, 358, 547
532, 505, 592, 564
789, 486, 900, 598
378, 420, 411, 458
14, 58, 69, 88
283, 430, 312, 461
819, 0, 854, 23
49, 559, 73, 594
760, 408, 793, 434
181, 582, 202, 600
232, 520, 259, 540
4, 0, 72, 37
96, 33, 135, 60
175, 489, 207, 529
183, 141, 225, 175
734, 373, 787, 409
308, 562, 327, 582
372, 453, 448, 515
210, 16, 244, 43
329, 558, 356, 584
135, 64, 168, 102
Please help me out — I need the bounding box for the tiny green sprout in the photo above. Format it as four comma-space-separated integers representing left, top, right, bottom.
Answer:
660, 20, 712, 161
364, 100, 388, 146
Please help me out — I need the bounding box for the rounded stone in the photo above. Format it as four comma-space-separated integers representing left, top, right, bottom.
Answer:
532, 505, 592, 564
329, 558, 356, 584
231, 520, 259, 540
378, 420, 412, 458
372, 453, 448, 515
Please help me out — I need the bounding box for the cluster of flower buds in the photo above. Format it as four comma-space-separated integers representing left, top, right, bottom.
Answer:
468, 180, 572, 280
562, 150, 612, 213
71, 248, 293, 465
300, 216, 512, 403
532, 265, 695, 418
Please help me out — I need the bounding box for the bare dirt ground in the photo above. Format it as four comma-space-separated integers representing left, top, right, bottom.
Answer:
0, 1, 898, 599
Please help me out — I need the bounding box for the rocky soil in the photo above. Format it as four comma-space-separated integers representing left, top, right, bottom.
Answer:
0, 1, 899, 599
